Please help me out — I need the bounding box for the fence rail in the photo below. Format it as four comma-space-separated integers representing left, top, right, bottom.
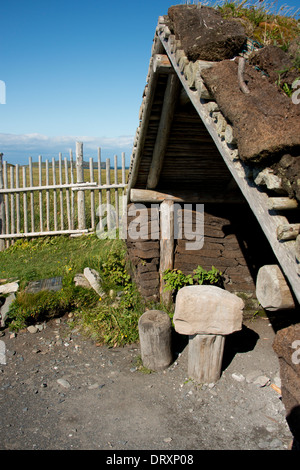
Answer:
0, 142, 127, 248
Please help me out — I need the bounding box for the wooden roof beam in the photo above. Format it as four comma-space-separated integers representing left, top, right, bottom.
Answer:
147, 73, 181, 190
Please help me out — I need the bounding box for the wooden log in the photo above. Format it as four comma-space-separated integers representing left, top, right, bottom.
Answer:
256, 264, 295, 311
277, 223, 300, 241
138, 310, 173, 371
267, 197, 298, 211
188, 333, 225, 383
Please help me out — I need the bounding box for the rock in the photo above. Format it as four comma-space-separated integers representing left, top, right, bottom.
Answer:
74, 273, 91, 289
0, 282, 19, 294
0, 340, 6, 365
173, 285, 244, 335
0, 293, 16, 328
232, 372, 245, 382
201, 59, 300, 163
253, 375, 270, 387
27, 325, 38, 334
83, 268, 105, 297
57, 378, 71, 389
168, 5, 246, 61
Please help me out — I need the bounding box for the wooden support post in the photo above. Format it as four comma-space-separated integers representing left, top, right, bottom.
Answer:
147, 74, 181, 189
159, 200, 174, 305
138, 310, 173, 371
76, 141, 86, 230
188, 334, 225, 383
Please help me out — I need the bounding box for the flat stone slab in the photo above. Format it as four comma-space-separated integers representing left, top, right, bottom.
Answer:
25, 277, 63, 294
0, 282, 19, 294
174, 285, 244, 335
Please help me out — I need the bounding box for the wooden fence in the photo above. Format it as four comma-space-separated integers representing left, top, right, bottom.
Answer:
0, 142, 128, 248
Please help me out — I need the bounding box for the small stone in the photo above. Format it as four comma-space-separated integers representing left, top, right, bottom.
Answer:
253, 375, 270, 387
88, 383, 99, 390
27, 325, 38, 334
231, 372, 245, 382
0, 340, 6, 365
0, 281, 19, 294
163, 437, 172, 443
57, 378, 71, 389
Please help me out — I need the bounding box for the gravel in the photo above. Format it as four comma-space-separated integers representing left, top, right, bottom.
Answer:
0, 314, 294, 451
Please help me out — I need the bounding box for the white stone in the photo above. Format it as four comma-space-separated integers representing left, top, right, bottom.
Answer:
57, 378, 71, 389
0, 282, 19, 294
27, 325, 38, 334
0, 293, 15, 327
83, 268, 105, 296
173, 285, 244, 335
232, 372, 245, 382
253, 375, 270, 387
0, 340, 6, 365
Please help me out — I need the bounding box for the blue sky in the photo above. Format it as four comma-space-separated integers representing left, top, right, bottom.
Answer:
1, 0, 299, 167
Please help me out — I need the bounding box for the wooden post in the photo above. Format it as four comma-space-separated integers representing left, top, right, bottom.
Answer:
89, 157, 95, 230
22, 166, 28, 234
159, 199, 174, 305
52, 157, 58, 231
106, 158, 112, 231
76, 141, 86, 230
58, 153, 64, 230
138, 310, 173, 371
0, 153, 5, 251
45, 159, 50, 231
188, 334, 225, 383
29, 157, 35, 232
97, 148, 103, 232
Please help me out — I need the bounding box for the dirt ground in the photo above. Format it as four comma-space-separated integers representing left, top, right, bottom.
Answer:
0, 311, 297, 453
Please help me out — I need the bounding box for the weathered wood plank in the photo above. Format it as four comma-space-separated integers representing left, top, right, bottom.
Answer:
147, 74, 181, 189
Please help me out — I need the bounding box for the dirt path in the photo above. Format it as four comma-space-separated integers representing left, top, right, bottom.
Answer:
0, 314, 294, 451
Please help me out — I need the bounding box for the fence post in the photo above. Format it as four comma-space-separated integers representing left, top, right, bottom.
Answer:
0, 153, 5, 250
76, 141, 86, 230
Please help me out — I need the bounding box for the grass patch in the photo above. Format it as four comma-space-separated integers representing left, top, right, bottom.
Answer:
1, 234, 147, 346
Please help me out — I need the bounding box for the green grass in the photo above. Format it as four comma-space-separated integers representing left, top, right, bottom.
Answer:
0, 234, 147, 346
